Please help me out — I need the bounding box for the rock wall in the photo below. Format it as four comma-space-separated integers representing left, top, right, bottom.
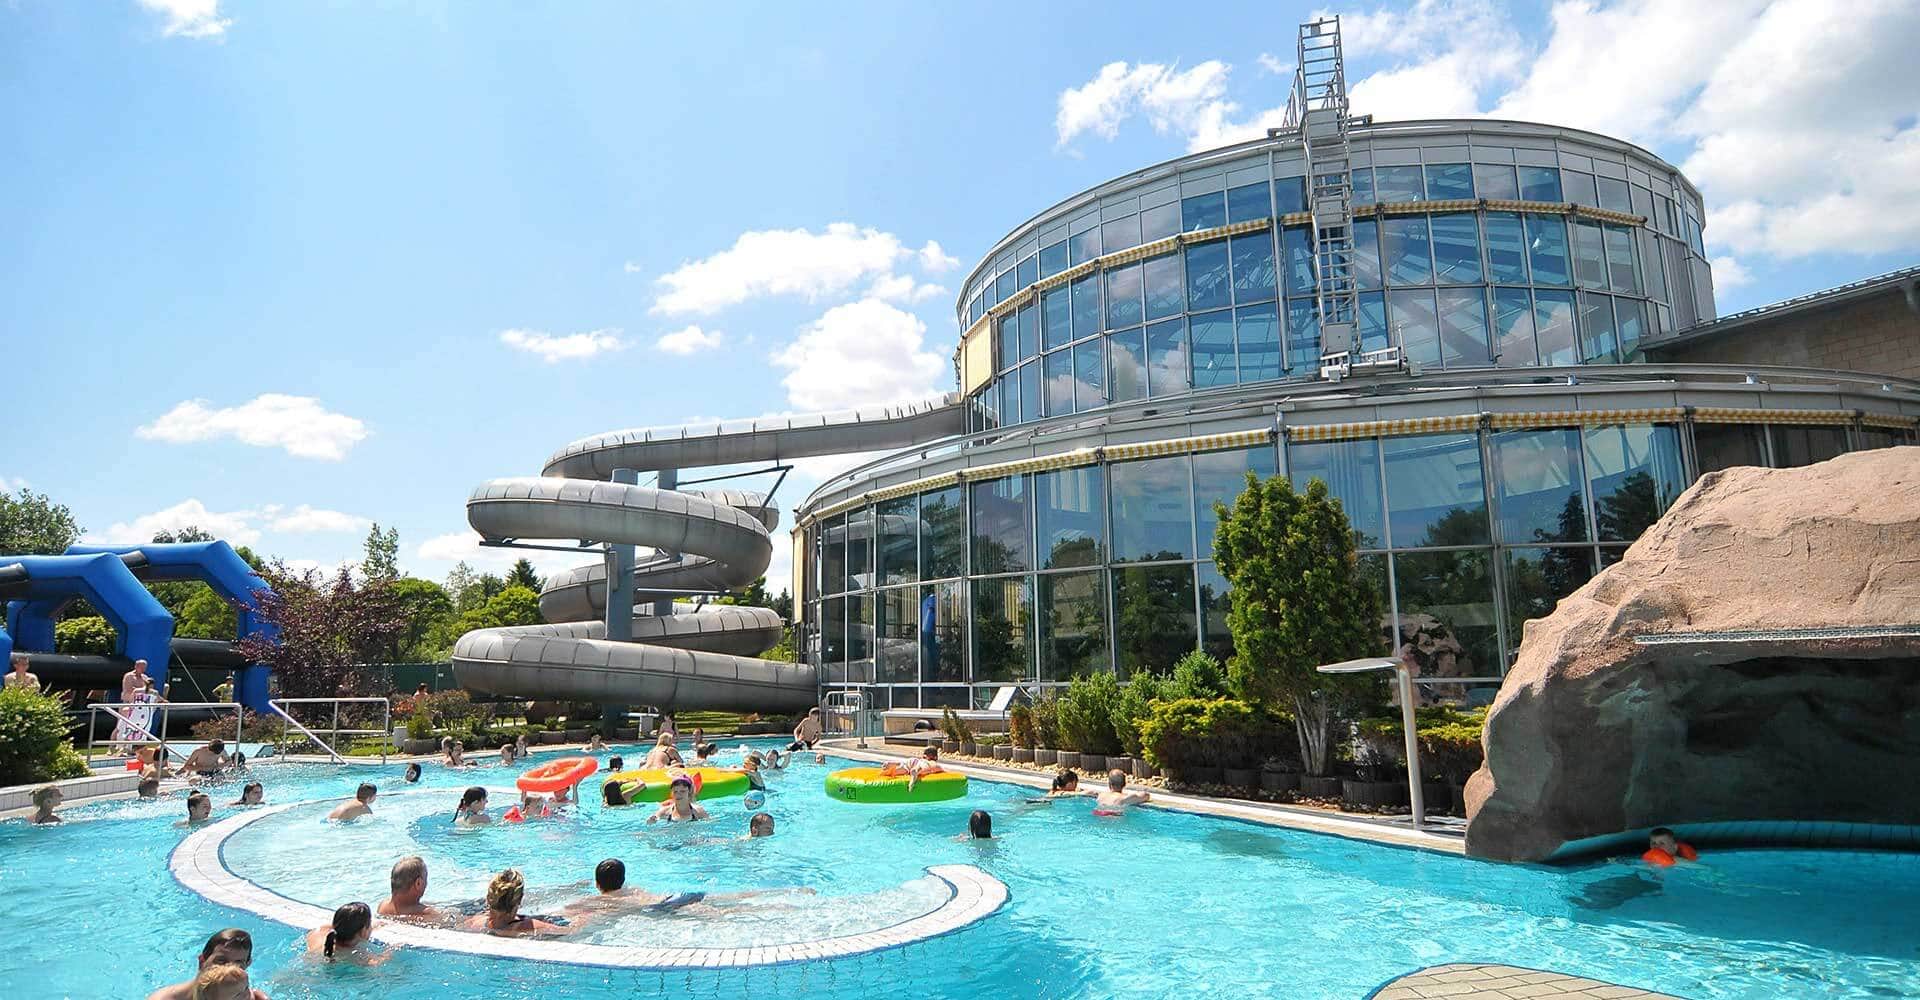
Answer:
1465, 446, 1920, 861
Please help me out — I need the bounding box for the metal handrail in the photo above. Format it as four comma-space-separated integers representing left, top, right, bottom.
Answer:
85, 700, 243, 761
268, 697, 391, 765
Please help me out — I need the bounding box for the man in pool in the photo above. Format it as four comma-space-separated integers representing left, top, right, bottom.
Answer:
146, 928, 270, 1000
378, 855, 444, 922
181, 739, 232, 776
1095, 769, 1151, 813
327, 783, 377, 821
748, 812, 775, 838
138, 775, 161, 798
791, 706, 823, 749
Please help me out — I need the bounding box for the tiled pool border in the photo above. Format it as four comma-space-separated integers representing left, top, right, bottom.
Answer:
169, 788, 1009, 969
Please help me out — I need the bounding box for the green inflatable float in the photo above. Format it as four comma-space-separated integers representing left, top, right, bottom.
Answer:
824, 766, 968, 804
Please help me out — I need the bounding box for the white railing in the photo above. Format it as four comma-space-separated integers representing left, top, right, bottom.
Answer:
85, 700, 243, 761
822, 689, 876, 748
268, 697, 391, 764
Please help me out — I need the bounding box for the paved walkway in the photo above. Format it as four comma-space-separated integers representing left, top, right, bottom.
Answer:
1372, 964, 1680, 999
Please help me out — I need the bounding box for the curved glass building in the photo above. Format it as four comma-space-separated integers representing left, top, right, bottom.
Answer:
793, 115, 1920, 711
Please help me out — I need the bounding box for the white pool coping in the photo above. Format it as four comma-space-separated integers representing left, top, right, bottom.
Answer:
169, 789, 1008, 969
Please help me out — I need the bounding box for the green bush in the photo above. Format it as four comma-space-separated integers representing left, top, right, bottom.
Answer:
1168, 650, 1226, 700
1354, 706, 1488, 783
1055, 673, 1122, 755
0, 686, 88, 785
1030, 693, 1060, 749
406, 710, 432, 739
417, 689, 492, 730
1008, 703, 1034, 748
940, 706, 971, 746
54, 616, 116, 656
1112, 672, 1171, 757
1138, 697, 1294, 773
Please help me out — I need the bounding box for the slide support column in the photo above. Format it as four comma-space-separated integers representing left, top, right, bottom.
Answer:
601, 467, 639, 732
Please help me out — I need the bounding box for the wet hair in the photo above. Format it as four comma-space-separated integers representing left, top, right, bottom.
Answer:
1650, 827, 1676, 839
607, 755, 623, 771
404, 763, 422, 782
355, 782, 377, 802
922, 746, 940, 759
968, 810, 992, 839
594, 858, 625, 891
187, 791, 211, 815
238, 782, 263, 803
323, 902, 372, 958
137, 776, 160, 797
749, 812, 774, 836
485, 869, 526, 914
197, 928, 254, 964
1051, 771, 1078, 792
602, 780, 627, 807
207, 740, 225, 754
30, 785, 59, 809
190, 962, 249, 999
1107, 768, 1127, 790
458, 787, 487, 813
390, 855, 427, 893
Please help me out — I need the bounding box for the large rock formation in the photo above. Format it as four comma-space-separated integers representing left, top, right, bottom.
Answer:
1465, 446, 1920, 862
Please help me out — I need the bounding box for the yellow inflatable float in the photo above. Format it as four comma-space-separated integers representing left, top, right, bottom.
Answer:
825, 766, 968, 804
602, 766, 751, 803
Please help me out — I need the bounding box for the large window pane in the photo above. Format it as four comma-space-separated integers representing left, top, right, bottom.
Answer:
1351, 167, 1375, 203
998, 314, 1020, 372
877, 495, 918, 586
1189, 310, 1236, 388
1073, 338, 1105, 410
1182, 191, 1226, 231
1694, 423, 1766, 474
1429, 213, 1482, 284
969, 475, 1030, 574
1197, 561, 1234, 663
921, 581, 965, 682
848, 593, 871, 680
1393, 549, 1500, 680
1604, 224, 1641, 295
1108, 329, 1147, 403
1040, 571, 1108, 682
998, 375, 1019, 426
1227, 181, 1270, 222
1359, 291, 1389, 353
1039, 240, 1069, 278
1493, 428, 1588, 544
1102, 214, 1141, 256
1018, 254, 1037, 289
876, 586, 918, 685
1185, 240, 1232, 311
844, 506, 873, 591
1034, 465, 1106, 569
1383, 432, 1488, 547
822, 596, 846, 670
1041, 285, 1072, 351
1071, 273, 1102, 340
1275, 175, 1307, 214
971, 576, 1033, 684
1562, 171, 1598, 207
1070, 227, 1101, 265
1106, 263, 1143, 329
821, 513, 847, 595
1504, 547, 1595, 652
1614, 297, 1647, 359
1572, 220, 1608, 289
1289, 436, 1384, 548
1354, 218, 1382, 289
1533, 289, 1578, 366
1019, 360, 1041, 424
995, 269, 1014, 304
1390, 288, 1440, 366
1525, 214, 1571, 286
1425, 163, 1473, 200
1382, 215, 1434, 285
1110, 454, 1194, 562
1285, 298, 1319, 378
1483, 212, 1528, 284
1597, 176, 1631, 213
1141, 201, 1179, 242
1578, 292, 1618, 364
1018, 303, 1039, 358
1235, 302, 1282, 383
1769, 425, 1847, 468
1194, 445, 1280, 558
1231, 232, 1278, 303
1282, 225, 1315, 295
1437, 287, 1490, 368
1585, 424, 1684, 542
1640, 229, 1668, 302
1146, 318, 1189, 397
1143, 252, 1184, 320
1518, 165, 1562, 202
1043, 349, 1074, 416
1492, 287, 1537, 367
1375, 164, 1424, 202
1113, 564, 1197, 676
1473, 163, 1519, 200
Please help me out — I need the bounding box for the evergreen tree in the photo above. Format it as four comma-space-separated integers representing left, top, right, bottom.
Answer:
505, 558, 542, 592
361, 523, 400, 581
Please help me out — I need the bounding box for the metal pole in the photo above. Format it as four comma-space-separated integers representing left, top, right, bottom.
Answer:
1398, 663, 1425, 831
602, 467, 643, 732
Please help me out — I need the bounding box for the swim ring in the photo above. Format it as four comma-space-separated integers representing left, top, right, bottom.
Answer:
602, 766, 750, 802
824, 766, 968, 804
516, 756, 598, 794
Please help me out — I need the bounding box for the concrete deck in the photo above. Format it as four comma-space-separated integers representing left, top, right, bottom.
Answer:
1371, 964, 1680, 999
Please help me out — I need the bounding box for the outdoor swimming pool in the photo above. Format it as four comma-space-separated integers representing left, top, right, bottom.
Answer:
2, 740, 1916, 998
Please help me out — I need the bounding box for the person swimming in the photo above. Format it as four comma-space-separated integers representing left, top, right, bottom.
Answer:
1642, 827, 1699, 866
327, 783, 377, 821
181, 791, 213, 826
498, 743, 517, 767
1094, 769, 1150, 814
29, 785, 62, 824
403, 762, 422, 783
454, 786, 492, 825
378, 855, 444, 922
603, 777, 642, 807
748, 812, 775, 838
646, 774, 709, 823
967, 810, 993, 840
464, 869, 569, 936
305, 902, 385, 964
588, 733, 607, 752
229, 782, 264, 807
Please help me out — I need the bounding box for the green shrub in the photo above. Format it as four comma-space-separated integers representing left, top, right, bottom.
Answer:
0, 686, 87, 785
54, 616, 116, 656
1112, 672, 1171, 757
1008, 703, 1034, 748
1168, 650, 1226, 700
1056, 673, 1122, 755
1030, 693, 1060, 749
940, 706, 972, 746
1353, 706, 1488, 783
406, 711, 432, 740
190, 715, 287, 744
1138, 697, 1294, 773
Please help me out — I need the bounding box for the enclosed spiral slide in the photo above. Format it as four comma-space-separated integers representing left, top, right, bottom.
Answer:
449, 396, 964, 712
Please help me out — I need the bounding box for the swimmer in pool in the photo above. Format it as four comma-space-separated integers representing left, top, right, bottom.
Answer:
229, 782, 264, 807
691, 743, 719, 768
646, 775, 709, 823
29, 785, 62, 824
145, 929, 269, 1000
498, 743, 516, 767
603, 777, 645, 807
565, 858, 705, 914
1095, 769, 1151, 813
643, 733, 682, 769
327, 783, 377, 821
1642, 827, 1699, 866
180, 791, 213, 827
880, 746, 946, 790
763, 748, 785, 769
378, 855, 445, 922
966, 809, 993, 840
184, 964, 252, 1000
454, 786, 492, 825
740, 753, 768, 791
747, 812, 775, 838
402, 762, 422, 784
305, 902, 387, 965
588, 733, 607, 752
464, 869, 570, 936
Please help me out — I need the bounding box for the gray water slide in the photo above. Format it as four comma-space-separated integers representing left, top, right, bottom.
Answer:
450, 394, 965, 712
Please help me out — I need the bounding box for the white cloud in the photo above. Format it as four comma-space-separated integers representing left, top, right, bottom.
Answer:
916, 240, 960, 273
415, 532, 586, 582
136, 394, 368, 461
652, 224, 908, 316
93, 499, 263, 545
499, 328, 627, 363
1710, 256, 1753, 290
654, 325, 725, 356
0, 477, 27, 492
267, 504, 371, 534
866, 273, 947, 305
1257, 53, 1289, 76
1054, 59, 1290, 153
622, 261, 644, 274
770, 299, 948, 411
135, 0, 230, 39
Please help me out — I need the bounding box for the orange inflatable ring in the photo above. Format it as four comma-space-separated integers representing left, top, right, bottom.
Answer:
516, 756, 598, 794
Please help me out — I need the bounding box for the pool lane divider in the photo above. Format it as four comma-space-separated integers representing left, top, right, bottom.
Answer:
169, 788, 1008, 969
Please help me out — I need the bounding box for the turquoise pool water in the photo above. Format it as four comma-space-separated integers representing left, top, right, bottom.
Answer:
2, 740, 1917, 998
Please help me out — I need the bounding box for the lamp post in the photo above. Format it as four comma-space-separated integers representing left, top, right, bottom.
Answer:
1317, 655, 1425, 831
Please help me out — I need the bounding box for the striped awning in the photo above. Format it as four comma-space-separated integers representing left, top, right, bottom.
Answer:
956, 448, 1099, 482
1692, 407, 1854, 426
1574, 205, 1647, 226
1487, 407, 1685, 430
863, 470, 961, 505
1104, 427, 1273, 461
1286, 414, 1480, 442
1860, 412, 1919, 431
1101, 235, 1182, 267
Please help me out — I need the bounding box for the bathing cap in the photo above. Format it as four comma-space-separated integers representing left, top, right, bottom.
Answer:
743, 791, 767, 810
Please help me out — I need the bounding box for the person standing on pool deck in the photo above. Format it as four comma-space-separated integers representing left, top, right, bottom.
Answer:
646, 774, 709, 823
379, 856, 445, 921
791, 707, 822, 749
328, 783, 377, 821
6, 652, 42, 692
465, 869, 570, 936
146, 928, 270, 1000
211, 674, 234, 704
1095, 769, 1151, 813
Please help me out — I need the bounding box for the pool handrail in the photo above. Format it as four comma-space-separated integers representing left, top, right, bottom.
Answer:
85, 700, 243, 763
267, 697, 391, 765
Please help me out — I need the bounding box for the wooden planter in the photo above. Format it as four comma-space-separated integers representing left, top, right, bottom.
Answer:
1079, 753, 1106, 774
612, 727, 639, 741
1130, 757, 1156, 779
399, 738, 440, 756
1260, 770, 1302, 793
1300, 775, 1343, 799
1056, 750, 1081, 770
563, 728, 591, 742
959, 741, 977, 757
992, 745, 1014, 761
1104, 755, 1132, 777
1181, 765, 1224, 787
1034, 748, 1058, 766
1341, 778, 1408, 810
1013, 747, 1034, 763
536, 731, 569, 745
1222, 767, 1259, 790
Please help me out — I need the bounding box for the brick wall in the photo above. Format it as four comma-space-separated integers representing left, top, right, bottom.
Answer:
1648, 288, 1920, 380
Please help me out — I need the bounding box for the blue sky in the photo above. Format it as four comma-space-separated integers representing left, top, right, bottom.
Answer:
3, 0, 1916, 593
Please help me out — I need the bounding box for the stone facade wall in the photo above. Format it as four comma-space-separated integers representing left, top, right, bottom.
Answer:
1648, 289, 1920, 380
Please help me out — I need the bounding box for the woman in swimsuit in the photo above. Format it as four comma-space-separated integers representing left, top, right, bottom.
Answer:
305, 902, 387, 964
646, 775, 709, 824
454, 786, 493, 825
643, 733, 682, 770
463, 869, 569, 937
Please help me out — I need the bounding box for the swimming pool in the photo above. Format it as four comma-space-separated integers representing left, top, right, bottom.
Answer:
3, 740, 1916, 998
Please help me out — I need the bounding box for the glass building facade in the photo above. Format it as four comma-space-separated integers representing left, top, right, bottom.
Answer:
796, 120, 1920, 709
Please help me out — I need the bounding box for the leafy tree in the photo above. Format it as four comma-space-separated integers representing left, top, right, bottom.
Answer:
0, 686, 90, 784
504, 558, 542, 592
387, 577, 455, 660
454, 571, 506, 614
1169, 649, 1227, 699
176, 586, 238, 639
449, 585, 543, 637
770, 588, 793, 622
151, 527, 215, 543
361, 523, 400, 581
234, 564, 409, 697
445, 561, 477, 608
1596, 471, 1665, 542
716, 576, 772, 609
0, 488, 83, 555
1113, 558, 1198, 675
1213, 473, 1383, 776
54, 616, 116, 655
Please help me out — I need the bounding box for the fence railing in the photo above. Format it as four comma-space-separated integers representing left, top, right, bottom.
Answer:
85, 701, 243, 761
269, 697, 392, 764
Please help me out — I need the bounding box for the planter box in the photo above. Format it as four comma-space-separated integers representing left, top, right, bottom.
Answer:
536, 731, 569, 745
991, 745, 1013, 761
1421, 782, 1452, 813
1223, 767, 1258, 790
612, 727, 639, 741
958, 741, 977, 757
1078, 753, 1106, 774
1055, 750, 1081, 770
1341, 778, 1408, 810
1104, 755, 1132, 777
1260, 770, 1302, 793
399, 738, 440, 756
563, 728, 590, 742
1182, 765, 1224, 786
1034, 748, 1058, 766
1013, 748, 1034, 763
1130, 757, 1156, 779
1300, 775, 1343, 799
